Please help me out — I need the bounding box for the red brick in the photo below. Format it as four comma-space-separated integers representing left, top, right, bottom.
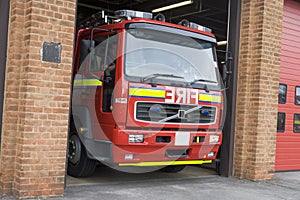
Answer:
0, 0, 76, 198
234, 0, 284, 181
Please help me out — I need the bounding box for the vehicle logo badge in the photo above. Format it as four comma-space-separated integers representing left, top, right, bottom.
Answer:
178, 110, 185, 119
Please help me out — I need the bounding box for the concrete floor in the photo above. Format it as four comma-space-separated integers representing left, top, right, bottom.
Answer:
67, 165, 217, 186
60, 170, 300, 200
4, 166, 300, 200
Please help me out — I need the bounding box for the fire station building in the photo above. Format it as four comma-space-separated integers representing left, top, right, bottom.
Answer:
0, 0, 299, 198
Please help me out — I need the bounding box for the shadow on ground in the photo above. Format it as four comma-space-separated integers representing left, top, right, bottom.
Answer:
66, 165, 217, 186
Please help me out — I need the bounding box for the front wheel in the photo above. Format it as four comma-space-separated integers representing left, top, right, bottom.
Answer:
67, 134, 96, 177
160, 165, 186, 173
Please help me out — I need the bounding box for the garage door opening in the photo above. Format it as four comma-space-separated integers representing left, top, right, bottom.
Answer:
66, 0, 240, 185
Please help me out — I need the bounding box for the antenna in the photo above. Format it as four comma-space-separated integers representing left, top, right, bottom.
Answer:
77, 11, 113, 29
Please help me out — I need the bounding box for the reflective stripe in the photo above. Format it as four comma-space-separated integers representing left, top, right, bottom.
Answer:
129, 86, 221, 104
73, 79, 103, 87
118, 160, 212, 167
129, 87, 165, 99
199, 93, 221, 104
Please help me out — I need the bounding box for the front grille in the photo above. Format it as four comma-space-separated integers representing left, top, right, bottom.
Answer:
135, 102, 216, 124
165, 149, 189, 158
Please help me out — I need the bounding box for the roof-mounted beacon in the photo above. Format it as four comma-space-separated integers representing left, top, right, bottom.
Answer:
178, 19, 212, 32
115, 10, 153, 20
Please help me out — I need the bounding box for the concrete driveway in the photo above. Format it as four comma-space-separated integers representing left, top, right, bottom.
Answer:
61, 167, 300, 200
3, 166, 300, 200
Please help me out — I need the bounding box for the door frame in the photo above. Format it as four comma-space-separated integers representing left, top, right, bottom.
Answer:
0, 0, 10, 141
219, 0, 241, 177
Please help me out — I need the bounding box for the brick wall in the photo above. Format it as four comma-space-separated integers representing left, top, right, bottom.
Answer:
0, 0, 76, 198
234, 0, 284, 180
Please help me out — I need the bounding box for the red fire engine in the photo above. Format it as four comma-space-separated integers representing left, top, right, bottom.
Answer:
68, 10, 226, 177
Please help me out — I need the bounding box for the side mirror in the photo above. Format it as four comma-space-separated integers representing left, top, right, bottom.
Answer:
217, 50, 233, 89
104, 69, 112, 83
221, 63, 232, 82
88, 40, 95, 52
79, 39, 95, 66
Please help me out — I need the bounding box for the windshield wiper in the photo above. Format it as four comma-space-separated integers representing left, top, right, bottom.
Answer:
188, 78, 217, 86
188, 79, 217, 93
141, 73, 184, 82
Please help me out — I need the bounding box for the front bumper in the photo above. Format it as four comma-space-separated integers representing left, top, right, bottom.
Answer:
112, 128, 222, 164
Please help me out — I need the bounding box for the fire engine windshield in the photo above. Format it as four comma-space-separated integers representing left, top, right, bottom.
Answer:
124, 28, 221, 89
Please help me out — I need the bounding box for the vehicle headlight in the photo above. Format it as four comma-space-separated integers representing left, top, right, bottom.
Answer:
207, 152, 215, 157
209, 135, 219, 143
129, 134, 144, 143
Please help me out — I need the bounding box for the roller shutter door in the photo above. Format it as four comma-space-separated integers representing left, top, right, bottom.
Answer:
276, 0, 300, 171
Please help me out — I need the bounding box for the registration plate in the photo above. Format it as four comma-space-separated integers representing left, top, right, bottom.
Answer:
175, 132, 190, 146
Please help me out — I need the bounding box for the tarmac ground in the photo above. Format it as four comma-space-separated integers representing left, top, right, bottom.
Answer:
62, 166, 300, 200
3, 166, 300, 200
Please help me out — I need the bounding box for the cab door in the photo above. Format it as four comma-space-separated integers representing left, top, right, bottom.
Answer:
84, 33, 119, 141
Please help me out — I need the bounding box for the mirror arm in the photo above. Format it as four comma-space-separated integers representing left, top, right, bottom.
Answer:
89, 27, 114, 52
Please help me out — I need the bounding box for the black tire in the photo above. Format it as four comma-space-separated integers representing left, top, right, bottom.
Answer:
67, 133, 96, 177
160, 165, 186, 173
